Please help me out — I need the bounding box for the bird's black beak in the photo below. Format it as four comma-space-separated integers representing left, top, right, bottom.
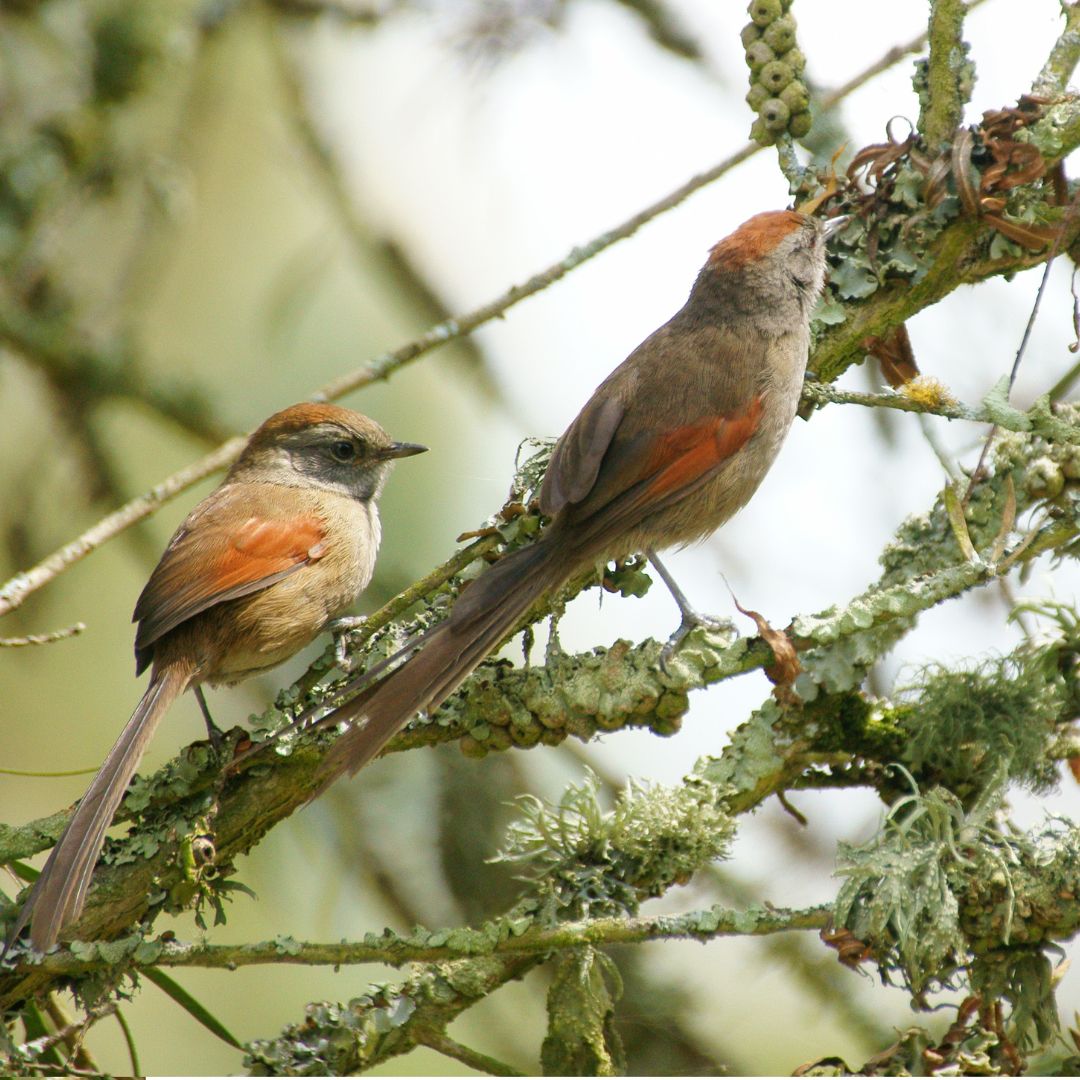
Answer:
821, 214, 852, 241
384, 441, 428, 460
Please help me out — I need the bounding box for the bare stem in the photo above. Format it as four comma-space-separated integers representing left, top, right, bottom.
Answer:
0, 437, 246, 618
0, 624, 85, 648
419, 1030, 526, 1077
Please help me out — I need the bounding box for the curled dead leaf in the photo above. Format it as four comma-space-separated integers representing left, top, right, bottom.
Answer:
820, 925, 873, 970
732, 598, 801, 692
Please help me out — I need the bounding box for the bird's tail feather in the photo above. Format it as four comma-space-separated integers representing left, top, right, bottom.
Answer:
315, 538, 569, 790
7, 662, 190, 953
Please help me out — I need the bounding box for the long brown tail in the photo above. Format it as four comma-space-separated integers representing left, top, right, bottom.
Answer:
315, 537, 570, 791
7, 663, 190, 953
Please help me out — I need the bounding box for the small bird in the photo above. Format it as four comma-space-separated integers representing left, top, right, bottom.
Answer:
8, 403, 426, 952
313, 209, 846, 792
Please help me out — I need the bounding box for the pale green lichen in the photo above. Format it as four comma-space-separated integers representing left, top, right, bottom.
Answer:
496, 767, 734, 922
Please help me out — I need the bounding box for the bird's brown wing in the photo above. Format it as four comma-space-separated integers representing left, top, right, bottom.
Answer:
133, 486, 327, 671
539, 393, 624, 515
538, 323, 766, 536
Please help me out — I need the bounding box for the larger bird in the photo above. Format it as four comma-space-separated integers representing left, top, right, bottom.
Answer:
315, 209, 844, 791
10, 403, 425, 952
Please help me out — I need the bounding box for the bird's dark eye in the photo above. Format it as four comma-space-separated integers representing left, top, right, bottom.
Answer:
329, 440, 357, 463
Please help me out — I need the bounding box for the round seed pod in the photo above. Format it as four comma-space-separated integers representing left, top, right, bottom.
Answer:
781, 46, 806, 74
758, 59, 794, 93
750, 117, 777, 146
789, 110, 813, 138
761, 97, 791, 132
763, 14, 797, 53
779, 79, 810, 114
745, 82, 771, 112
747, 0, 782, 26
745, 39, 775, 73
740, 22, 761, 48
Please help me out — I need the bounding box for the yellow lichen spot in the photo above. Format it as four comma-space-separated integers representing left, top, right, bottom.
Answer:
898, 375, 957, 409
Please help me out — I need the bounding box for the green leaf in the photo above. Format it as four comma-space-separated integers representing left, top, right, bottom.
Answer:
144, 967, 242, 1049
943, 484, 979, 562
6, 859, 39, 883
829, 260, 879, 299
20, 1002, 66, 1068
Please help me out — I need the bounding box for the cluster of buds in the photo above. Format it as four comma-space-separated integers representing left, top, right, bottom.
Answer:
742, 0, 811, 145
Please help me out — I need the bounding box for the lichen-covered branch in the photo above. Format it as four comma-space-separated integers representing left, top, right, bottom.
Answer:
0, 453, 1050, 1008
803, 378, 1080, 443
1033, 2, 1080, 95
3, 383, 1078, 1033
27, 902, 833, 976
919, 0, 972, 148
247, 952, 541, 1075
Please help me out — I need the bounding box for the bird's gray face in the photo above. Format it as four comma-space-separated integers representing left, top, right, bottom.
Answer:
254, 423, 427, 502
773, 216, 841, 312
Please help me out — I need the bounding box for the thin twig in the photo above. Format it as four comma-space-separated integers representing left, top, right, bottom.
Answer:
420, 1029, 526, 1077
29, 997, 111, 1072
0, 623, 85, 648
918, 413, 962, 480
1033, 0, 1080, 95
803, 381, 1080, 441
962, 191, 1080, 505
309, 139, 758, 404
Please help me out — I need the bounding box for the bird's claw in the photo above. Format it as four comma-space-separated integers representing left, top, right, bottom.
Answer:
328, 616, 366, 672
659, 610, 734, 672
205, 721, 226, 754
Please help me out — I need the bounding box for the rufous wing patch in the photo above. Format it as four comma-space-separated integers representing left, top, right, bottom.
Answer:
188, 514, 326, 599
134, 513, 327, 661
643, 395, 764, 498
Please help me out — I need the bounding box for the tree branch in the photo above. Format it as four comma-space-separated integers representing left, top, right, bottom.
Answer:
920, 0, 971, 148
1033, 1, 1080, 95
802, 379, 1080, 442
29, 902, 833, 975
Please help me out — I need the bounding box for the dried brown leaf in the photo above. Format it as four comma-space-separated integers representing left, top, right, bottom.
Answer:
864, 323, 919, 387
733, 599, 801, 692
